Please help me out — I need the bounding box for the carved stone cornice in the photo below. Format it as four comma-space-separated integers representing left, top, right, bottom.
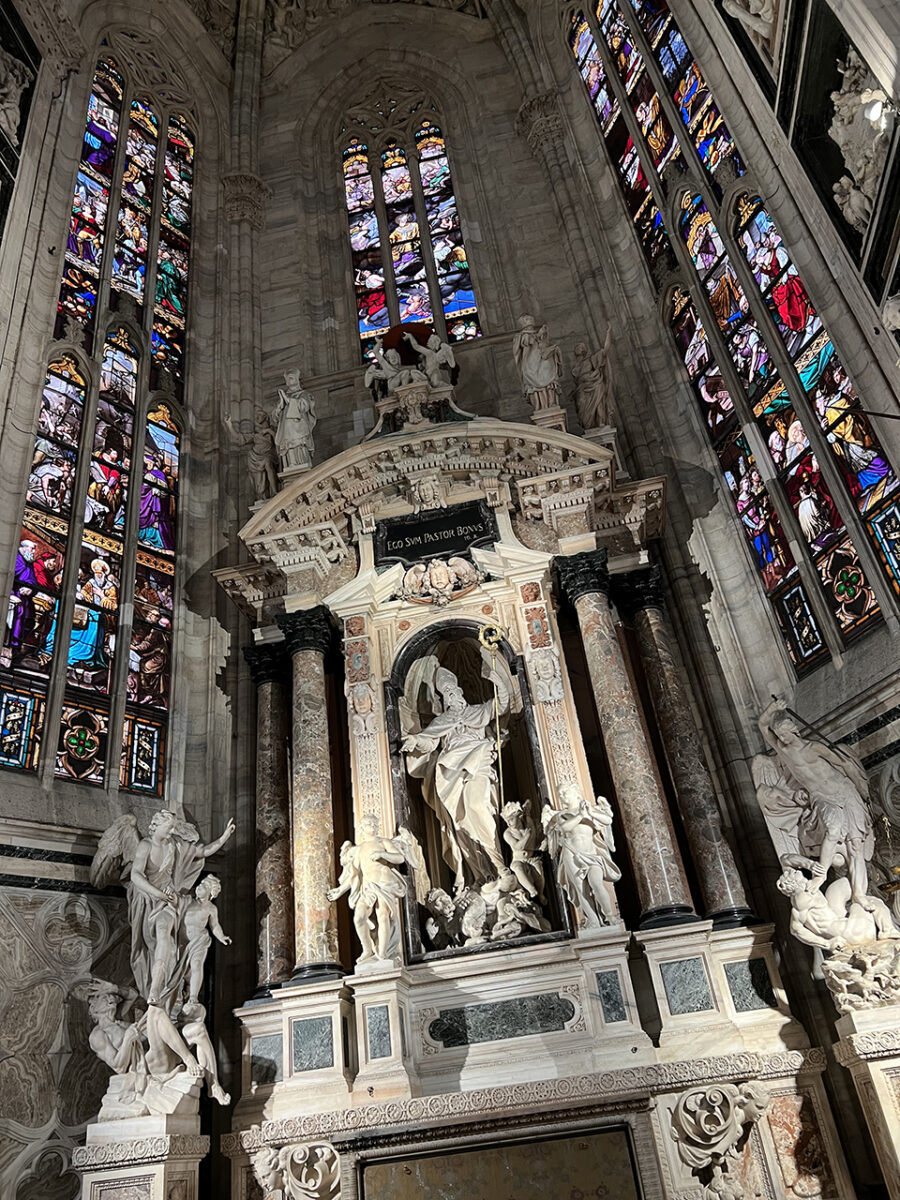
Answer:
72, 1135, 210, 1170
610, 565, 664, 618
834, 1028, 900, 1068
555, 548, 610, 604
222, 171, 272, 230
516, 92, 564, 157
277, 605, 335, 657
221, 1048, 825, 1157
243, 641, 289, 686
15, 0, 84, 77
212, 562, 286, 621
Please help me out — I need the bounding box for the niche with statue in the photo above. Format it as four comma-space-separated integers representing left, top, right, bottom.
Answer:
385, 620, 570, 959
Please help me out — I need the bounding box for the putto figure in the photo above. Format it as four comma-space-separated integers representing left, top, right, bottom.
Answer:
403, 329, 456, 387
542, 783, 620, 928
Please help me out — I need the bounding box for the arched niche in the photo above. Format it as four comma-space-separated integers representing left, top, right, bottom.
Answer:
385, 617, 571, 962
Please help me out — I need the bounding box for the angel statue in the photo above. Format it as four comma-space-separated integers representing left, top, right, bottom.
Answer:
89, 807, 236, 1114
326, 817, 428, 965
403, 329, 456, 387
542, 783, 620, 928
756, 698, 875, 910
402, 663, 510, 894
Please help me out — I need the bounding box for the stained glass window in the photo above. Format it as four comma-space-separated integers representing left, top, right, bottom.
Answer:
1, 54, 194, 789
341, 116, 480, 356
569, 2, 898, 672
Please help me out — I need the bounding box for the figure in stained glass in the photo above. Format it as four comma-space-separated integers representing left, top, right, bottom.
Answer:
6, 534, 61, 669
128, 616, 171, 708
27, 441, 76, 513
83, 89, 119, 178
155, 240, 188, 319
138, 449, 176, 552
674, 61, 708, 126
698, 371, 733, 430
62, 556, 118, 680
784, 454, 842, 551
68, 173, 107, 271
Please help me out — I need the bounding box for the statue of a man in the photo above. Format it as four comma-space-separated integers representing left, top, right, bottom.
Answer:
326, 815, 409, 963
225, 407, 278, 501
572, 328, 612, 430
542, 783, 620, 928
402, 665, 509, 893
404, 330, 456, 387
512, 314, 562, 411
758, 698, 874, 909
273, 370, 317, 471
776, 867, 899, 952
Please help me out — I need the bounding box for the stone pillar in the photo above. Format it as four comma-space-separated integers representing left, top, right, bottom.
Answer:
611, 566, 756, 928
555, 548, 697, 927
276, 607, 343, 980
244, 642, 293, 993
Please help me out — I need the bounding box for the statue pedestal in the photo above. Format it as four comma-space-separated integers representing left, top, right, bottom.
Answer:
529, 405, 568, 433
349, 964, 420, 1102
580, 423, 628, 477
72, 1115, 209, 1199
835, 1004, 900, 1197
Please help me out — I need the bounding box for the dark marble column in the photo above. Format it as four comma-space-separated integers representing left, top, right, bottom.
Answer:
555, 549, 697, 928
276, 607, 343, 980
612, 567, 757, 927
244, 642, 293, 993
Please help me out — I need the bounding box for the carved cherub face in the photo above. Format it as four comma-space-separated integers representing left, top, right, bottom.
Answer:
352, 683, 373, 714
358, 814, 380, 839
534, 651, 557, 681
558, 783, 581, 811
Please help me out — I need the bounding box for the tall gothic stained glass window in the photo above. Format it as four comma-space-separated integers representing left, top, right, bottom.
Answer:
341, 113, 480, 356
0, 53, 193, 790
568, 0, 899, 673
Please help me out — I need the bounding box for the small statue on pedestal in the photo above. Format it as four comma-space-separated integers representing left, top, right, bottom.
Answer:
512, 313, 562, 414
225, 406, 279, 502
572, 328, 612, 431
542, 783, 620, 928
403, 329, 456, 387
86, 807, 236, 1117
364, 337, 426, 402
273, 369, 317, 472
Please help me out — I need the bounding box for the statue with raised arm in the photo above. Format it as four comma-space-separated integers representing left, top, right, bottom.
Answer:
225, 407, 279, 501
572, 328, 613, 430
402, 665, 510, 893
273, 369, 316, 471
403, 329, 456, 387
757, 698, 874, 909
326, 816, 414, 964
542, 783, 620, 928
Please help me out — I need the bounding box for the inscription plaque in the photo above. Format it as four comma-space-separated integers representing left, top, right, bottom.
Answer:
374, 500, 497, 567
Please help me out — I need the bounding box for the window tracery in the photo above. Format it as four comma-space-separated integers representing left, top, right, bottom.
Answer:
340, 83, 480, 356
0, 49, 192, 790
567, 0, 899, 673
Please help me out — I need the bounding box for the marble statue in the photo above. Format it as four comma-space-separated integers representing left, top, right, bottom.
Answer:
776, 867, 899, 952
721, 0, 775, 46
327, 816, 417, 965
528, 645, 564, 703
273, 370, 317, 471
402, 664, 509, 892
404, 329, 456, 386
364, 337, 426, 401
828, 49, 893, 234
0, 46, 33, 148
88, 808, 236, 1116
399, 556, 483, 605
542, 783, 620, 928
572, 329, 612, 430
500, 800, 546, 904
757, 698, 874, 909
225, 407, 279, 501
482, 869, 550, 940
86, 982, 144, 1076
512, 313, 562, 412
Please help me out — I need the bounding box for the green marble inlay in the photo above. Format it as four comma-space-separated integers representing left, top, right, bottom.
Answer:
292, 1016, 333, 1072
659, 957, 713, 1015
250, 1033, 283, 1085
367, 1004, 392, 1059
428, 991, 575, 1048
724, 958, 777, 1012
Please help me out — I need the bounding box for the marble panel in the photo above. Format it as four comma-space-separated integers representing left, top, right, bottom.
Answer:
250, 1032, 284, 1085
724, 958, 777, 1012
595, 969, 627, 1023
366, 1005, 392, 1060
659, 957, 714, 1014
291, 1016, 334, 1072
94, 1179, 152, 1199
427, 992, 576, 1048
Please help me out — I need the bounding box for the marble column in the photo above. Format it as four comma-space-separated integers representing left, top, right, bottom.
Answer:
276, 607, 343, 980
555, 548, 697, 928
611, 567, 757, 927
244, 642, 294, 994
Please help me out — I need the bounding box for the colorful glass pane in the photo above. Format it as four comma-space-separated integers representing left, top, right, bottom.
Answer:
81, 60, 122, 181
0, 688, 43, 769
604, 117, 674, 272
55, 701, 108, 784
151, 115, 193, 381
120, 711, 165, 794
66, 172, 107, 276
57, 266, 97, 325
814, 537, 879, 634
111, 200, 149, 299
870, 501, 900, 592
138, 405, 178, 556
343, 137, 388, 343
161, 114, 193, 238
381, 141, 430, 325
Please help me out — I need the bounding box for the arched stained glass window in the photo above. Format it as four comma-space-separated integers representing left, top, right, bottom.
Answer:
0, 52, 194, 790
567, 1, 900, 673
341, 113, 480, 356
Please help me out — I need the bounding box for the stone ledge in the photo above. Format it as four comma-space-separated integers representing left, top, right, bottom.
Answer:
72, 1134, 210, 1170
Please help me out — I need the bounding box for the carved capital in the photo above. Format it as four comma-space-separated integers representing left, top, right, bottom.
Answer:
276, 606, 335, 658
222, 171, 272, 230
610, 565, 664, 618
554, 548, 610, 604
244, 641, 289, 686
516, 92, 564, 156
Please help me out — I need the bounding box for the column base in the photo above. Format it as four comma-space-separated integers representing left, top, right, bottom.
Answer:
709, 905, 761, 929
638, 904, 699, 929
288, 961, 345, 985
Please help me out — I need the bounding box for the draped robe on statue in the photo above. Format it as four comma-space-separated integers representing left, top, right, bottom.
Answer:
405, 698, 504, 887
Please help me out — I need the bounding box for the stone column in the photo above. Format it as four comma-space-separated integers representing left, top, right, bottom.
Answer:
276, 607, 343, 980
244, 642, 293, 993
611, 566, 756, 927
555, 548, 697, 927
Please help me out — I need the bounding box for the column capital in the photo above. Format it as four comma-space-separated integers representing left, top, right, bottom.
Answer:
554, 548, 610, 604
610, 565, 664, 619
243, 642, 288, 686
276, 605, 335, 657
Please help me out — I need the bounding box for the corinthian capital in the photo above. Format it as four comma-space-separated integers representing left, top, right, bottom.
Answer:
516, 92, 564, 155
222, 172, 273, 230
